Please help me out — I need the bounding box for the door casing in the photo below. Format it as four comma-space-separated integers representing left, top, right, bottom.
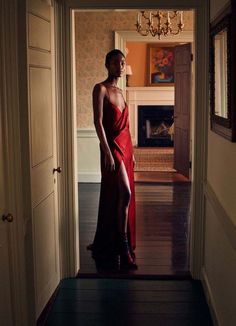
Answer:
0, 0, 29, 324
59, 0, 209, 279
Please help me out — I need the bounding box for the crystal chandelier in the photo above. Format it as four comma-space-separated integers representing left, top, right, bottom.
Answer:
135, 10, 184, 40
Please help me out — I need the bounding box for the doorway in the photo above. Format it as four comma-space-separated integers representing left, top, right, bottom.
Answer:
60, 0, 209, 280
73, 8, 194, 277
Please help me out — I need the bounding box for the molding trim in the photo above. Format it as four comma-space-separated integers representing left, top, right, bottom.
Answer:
204, 182, 236, 253
115, 30, 194, 43
126, 87, 175, 145
189, 3, 209, 279
77, 129, 97, 138
54, 1, 80, 277
201, 267, 221, 326
67, 0, 206, 10
78, 172, 101, 183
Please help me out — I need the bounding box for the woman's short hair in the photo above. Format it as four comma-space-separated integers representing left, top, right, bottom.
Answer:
105, 49, 125, 67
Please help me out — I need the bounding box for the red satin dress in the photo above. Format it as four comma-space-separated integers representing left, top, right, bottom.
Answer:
90, 86, 136, 261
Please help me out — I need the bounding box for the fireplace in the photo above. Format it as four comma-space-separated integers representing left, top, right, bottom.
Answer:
138, 105, 174, 147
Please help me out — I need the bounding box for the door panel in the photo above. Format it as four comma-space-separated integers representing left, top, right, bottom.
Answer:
31, 160, 54, 206
28, 0, 50, 19
174, 43, 191, 178
0, 99, 13, 326
28, 14, 51, 51
33, 193, 57, 304
27, 0, 59, 317
29, 67, 53, 166
0, 230, 13, 326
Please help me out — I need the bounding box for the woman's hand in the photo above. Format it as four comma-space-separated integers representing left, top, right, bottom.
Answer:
132, 154, 136, 168
105, 152, 115, 172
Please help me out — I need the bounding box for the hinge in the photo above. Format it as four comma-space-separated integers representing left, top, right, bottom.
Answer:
191, 53, 193, 61
189, 161, 192, 169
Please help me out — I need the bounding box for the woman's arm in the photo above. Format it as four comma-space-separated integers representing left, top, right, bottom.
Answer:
92, 83, 115, 171
132, 154, 136, 168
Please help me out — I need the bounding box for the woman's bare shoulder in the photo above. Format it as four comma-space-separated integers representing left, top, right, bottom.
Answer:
93, 82, 107, 95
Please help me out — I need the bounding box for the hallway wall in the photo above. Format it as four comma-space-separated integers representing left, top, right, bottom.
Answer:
74, 10, 193, 129
74, 10, 194, 182
203, 1, 236, 325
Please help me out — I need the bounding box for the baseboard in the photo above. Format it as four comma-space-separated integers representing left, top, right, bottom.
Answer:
201, 267, 221, 326
77, 128, 97, 138
37, 282, 60, 325
78, 172, 101, 183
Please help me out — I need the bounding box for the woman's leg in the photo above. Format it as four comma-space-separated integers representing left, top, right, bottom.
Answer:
117, 161, 131, 234
117, 161, 137, 269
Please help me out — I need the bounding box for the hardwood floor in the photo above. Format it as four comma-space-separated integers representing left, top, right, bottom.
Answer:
78, 180, 191, 278
42, 180, 214, 326
134, 171, 190, 183
44, 278, 213, 326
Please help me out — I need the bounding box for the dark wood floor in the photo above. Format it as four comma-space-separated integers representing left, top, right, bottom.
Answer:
134, 171, 190, 183
78, 181, 191, 278
44, 278, 213, 326
43, 180, 213, 326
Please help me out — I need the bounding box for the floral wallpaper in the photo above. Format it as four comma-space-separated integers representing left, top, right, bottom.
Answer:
74, 10, 193, 129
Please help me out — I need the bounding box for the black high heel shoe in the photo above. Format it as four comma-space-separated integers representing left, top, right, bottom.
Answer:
119, 233, 137, 270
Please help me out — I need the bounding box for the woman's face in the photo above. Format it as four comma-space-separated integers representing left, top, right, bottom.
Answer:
106, 54, 126, 77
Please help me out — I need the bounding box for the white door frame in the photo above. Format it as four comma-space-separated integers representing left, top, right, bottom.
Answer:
58, 0, 209, 280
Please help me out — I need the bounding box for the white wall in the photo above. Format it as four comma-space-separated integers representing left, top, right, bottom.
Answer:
203, 196, 236, 326
203, 1, 236, 326
208, 131, 236, 223
77, 129, 101, 182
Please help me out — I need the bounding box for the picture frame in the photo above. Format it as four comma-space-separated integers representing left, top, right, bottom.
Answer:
209, 7, 236, 141
147, 44, 175, 86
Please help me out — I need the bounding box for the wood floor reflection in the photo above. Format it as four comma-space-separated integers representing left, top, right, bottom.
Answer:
78, 179, 191, 278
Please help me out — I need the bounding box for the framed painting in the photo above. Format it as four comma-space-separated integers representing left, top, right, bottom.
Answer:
147, 44, 175, 86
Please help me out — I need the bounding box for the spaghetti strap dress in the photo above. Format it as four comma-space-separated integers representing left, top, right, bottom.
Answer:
89, 84, 136, 261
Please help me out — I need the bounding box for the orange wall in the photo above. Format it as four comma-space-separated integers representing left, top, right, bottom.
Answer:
126, 42, 147, 87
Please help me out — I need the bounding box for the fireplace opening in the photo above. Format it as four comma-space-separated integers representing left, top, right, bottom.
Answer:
138, 105, 174, 147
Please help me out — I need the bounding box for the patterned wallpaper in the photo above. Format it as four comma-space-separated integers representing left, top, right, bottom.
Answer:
74, 10, 193, 129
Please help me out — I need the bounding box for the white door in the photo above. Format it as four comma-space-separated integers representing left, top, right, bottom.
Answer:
27, 0, 60, 317
0, 103, 13, 325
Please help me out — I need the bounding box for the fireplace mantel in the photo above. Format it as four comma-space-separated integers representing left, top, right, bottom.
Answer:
126, 87, 174, 145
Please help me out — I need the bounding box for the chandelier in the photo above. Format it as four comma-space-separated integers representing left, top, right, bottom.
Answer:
135, 10, 184, 40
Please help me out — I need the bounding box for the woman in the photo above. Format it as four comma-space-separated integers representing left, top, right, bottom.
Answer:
88, 49, 137, 269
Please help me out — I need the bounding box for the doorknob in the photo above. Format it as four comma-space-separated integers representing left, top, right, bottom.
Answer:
53, 167, 62, 174
2, 213, 14, 223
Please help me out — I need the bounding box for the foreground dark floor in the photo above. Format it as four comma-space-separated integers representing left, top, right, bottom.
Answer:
43, 181, 213, 326
78, 182, 191, 278
45, 278, 213, 326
